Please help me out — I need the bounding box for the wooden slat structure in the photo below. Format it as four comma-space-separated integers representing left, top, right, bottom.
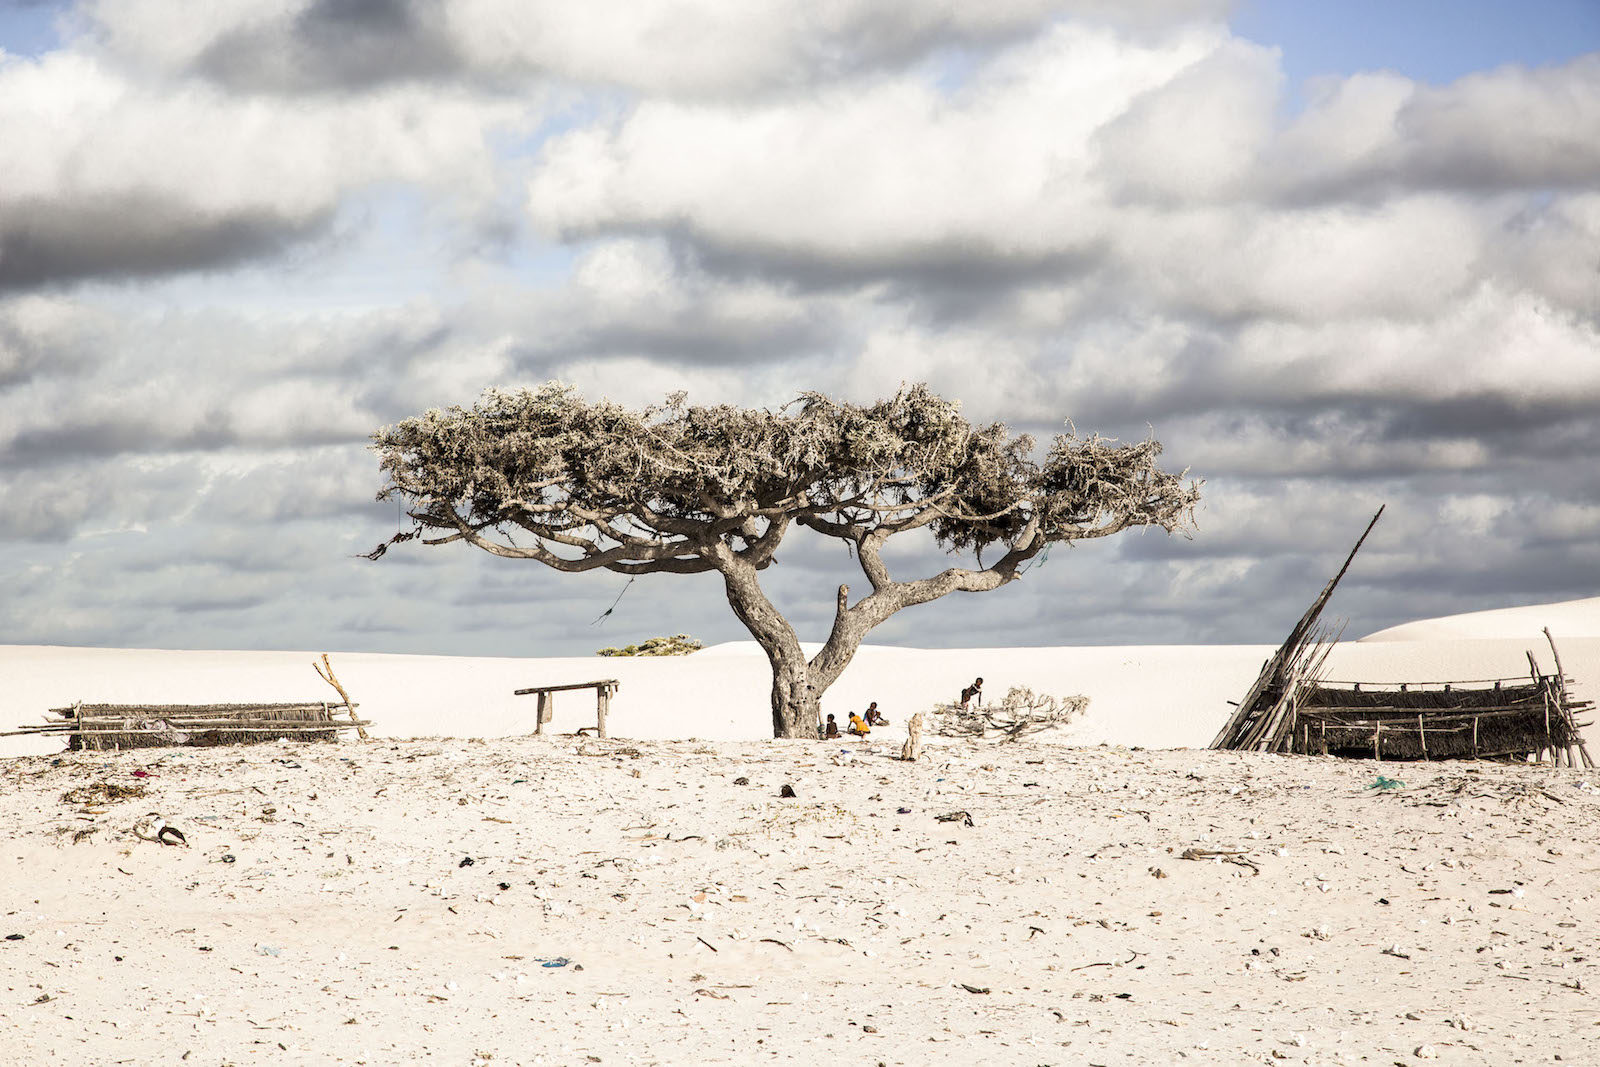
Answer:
6, 701, 369, 750
1284, 659, 1592, 766
513, 679, 620, 738
1211, 508, 1593, 767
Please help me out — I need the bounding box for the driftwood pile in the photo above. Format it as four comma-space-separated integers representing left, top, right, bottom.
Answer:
933, 686, 1089, 743
1213, 507, 1594, 767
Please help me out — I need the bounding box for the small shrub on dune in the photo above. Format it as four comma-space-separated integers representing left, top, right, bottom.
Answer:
596, 634, 705, 657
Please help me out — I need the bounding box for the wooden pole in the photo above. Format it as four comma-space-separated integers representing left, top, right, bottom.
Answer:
536, 692, 552, 735
1542, 627, 1591, 768
901, 710, 925, 761
1543, 627, 1570, 691
1210, 507, 1384, 750
314, 654, 368, 740
1544, 686, 1553, 761
596, 684, 612, 739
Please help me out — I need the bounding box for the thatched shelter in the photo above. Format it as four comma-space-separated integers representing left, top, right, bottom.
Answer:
1212, 508, 1594, 767
1235, 671, 1591, 764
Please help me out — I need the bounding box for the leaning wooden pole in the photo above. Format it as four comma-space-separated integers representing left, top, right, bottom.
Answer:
1277, 505, 1385, 661
1543, 627, 1593, 768
1212, 506, 1384, 749
314, 654, 368, 740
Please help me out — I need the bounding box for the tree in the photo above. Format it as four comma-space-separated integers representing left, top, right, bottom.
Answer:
369, 382, 1199, 739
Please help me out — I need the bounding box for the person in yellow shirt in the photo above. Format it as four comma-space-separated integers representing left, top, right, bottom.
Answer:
848, 711, 870, 737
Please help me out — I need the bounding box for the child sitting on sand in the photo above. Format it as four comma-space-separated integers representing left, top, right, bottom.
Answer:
863, 702, 888, 726
823, 714, 840, 739
848, 711, 870, 737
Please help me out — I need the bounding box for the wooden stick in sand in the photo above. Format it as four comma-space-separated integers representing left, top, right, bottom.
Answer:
901, 711, 924, 761
314, 654, 368, 740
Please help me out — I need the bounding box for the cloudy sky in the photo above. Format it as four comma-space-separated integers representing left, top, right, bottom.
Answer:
2, 0, 1598, 659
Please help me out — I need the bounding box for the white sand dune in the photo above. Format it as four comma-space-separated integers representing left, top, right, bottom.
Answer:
1361, 595, 1600, 642
0, 641, 1272, 757
4, 595, 1598, 758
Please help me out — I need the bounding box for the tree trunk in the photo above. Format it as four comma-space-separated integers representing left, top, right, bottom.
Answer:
714, 550, 821, 739
767, 645, 822, 739
716, 539, 1039, 739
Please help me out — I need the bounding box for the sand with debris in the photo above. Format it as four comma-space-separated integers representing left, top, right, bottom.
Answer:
4, 735, 1599, 1065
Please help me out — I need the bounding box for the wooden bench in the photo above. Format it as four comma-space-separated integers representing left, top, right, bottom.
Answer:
513, 680, 620, 739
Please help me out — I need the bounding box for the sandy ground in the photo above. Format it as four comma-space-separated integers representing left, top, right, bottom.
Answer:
4, 735, 1598, 1066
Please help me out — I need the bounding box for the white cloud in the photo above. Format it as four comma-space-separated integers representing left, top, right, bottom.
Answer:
1115, 195, 1484, 322
71, 0, 295, 75
527, 25, 1223, 264
1398, 57, 1600, 189
473, 0, 1221, 95
1268, 55, 1600, 198
1094, 36, 1281, 201
1226, 284, 1600, 407
78, 0, 1235, 96
1482, 191, 1600, 319
0, 48, 531, 287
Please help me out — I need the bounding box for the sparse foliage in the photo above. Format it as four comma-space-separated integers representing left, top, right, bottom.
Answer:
596, 634, 704, 657
371, 382, 1198, 738
935, 686, 1090, 742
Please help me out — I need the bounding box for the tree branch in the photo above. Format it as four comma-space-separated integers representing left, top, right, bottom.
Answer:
434, 507, 716, 574
808, 514, 1044, 689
